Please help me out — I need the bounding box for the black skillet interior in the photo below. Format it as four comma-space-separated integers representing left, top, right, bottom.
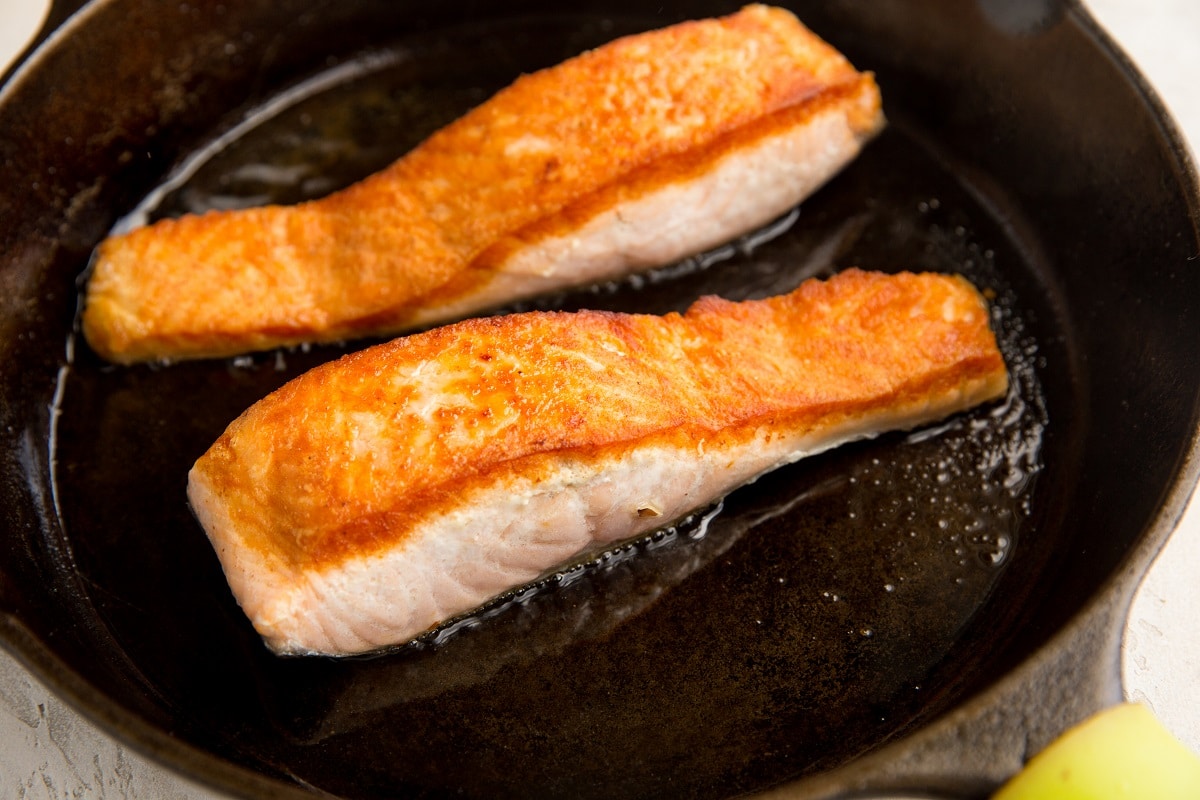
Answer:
1, 1, 1198, 798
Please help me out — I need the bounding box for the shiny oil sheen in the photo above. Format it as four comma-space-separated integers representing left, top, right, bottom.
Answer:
49, 15, 1065, 800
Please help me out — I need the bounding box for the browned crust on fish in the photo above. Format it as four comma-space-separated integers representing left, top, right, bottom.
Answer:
82, 5, 883, 363
190, 270, 1008, 575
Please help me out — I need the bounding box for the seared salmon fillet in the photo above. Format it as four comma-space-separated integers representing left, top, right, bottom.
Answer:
83, 5, 884, 363
187, 269, 1008, 656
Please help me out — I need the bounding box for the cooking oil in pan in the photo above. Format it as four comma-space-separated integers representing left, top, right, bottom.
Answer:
53, 31, 1060, 800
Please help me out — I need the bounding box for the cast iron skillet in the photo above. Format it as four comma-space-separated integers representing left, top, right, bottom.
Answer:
1, 1, 1199, 798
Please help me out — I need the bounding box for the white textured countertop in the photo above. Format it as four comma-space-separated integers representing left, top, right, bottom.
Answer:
1, 1, 1198, 797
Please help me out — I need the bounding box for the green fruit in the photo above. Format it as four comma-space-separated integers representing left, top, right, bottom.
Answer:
993, 703, 1200, 799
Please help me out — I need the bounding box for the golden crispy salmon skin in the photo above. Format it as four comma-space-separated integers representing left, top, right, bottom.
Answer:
83, 5, 884, 363
187, 270, 1008, 656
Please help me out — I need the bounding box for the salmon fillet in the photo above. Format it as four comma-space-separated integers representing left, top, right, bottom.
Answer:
186, 269, 1008, 656
83, 5, 884, 363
